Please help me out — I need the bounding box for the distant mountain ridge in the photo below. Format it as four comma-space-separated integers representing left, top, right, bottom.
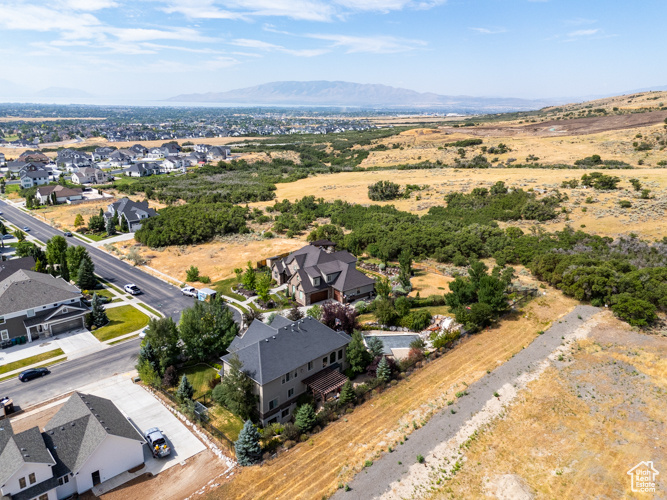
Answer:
166, 80, 566, 112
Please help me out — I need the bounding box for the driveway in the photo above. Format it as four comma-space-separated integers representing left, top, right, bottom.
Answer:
82, 376, 206, 475
55, 330, 107, 360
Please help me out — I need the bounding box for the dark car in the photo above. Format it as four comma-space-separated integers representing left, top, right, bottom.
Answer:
18, 367, 50, 382
64, 231, 72, 237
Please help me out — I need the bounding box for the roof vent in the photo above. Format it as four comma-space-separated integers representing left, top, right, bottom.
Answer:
272, 336, 276, 339
105, 427, 110, 431
49, 431, 54, 435
20, 447, 26, 451
71, 422, 75, 426
61, 427, 65, 431
265, 338, 269, 342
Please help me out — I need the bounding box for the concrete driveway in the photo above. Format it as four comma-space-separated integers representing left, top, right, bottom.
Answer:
55, 330, 107, 359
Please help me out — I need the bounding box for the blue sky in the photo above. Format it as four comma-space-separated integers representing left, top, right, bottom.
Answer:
0, 0, 664, 101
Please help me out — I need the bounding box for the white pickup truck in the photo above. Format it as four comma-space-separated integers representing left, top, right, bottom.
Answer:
145, 427, 171, 458
181, 286, 197, 297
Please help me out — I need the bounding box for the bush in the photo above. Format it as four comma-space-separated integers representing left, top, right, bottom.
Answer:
619, 200, 632, 208
161, 365, 178, 387
282, 422, 300, 441
368, 180, 401, 201
284, 440, 296, 449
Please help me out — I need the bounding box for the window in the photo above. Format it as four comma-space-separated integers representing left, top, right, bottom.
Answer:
282, 372, 290, 384
288, 388, 294, 398
39, 495, 48, 500
1, 330, 8, 341
281, 408, 290, 418
27, 309, 35, 318
299, 291, 303, 300
0, 317, 4, 325
322, 357, 327, 368
29, 473, 36, 485
338, 349, 343, 361
294, 371, 297, 378
58, 475, 70, 485
329, 352, 336, 364
268, 398, 278, 410
19, 477, 26, 489
307, 361, 313, 371
326, 274, 332, 282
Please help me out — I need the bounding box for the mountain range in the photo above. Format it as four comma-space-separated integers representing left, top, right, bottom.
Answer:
166, 81, 567, 112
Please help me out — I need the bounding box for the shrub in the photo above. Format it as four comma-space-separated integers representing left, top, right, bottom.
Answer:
282, 422, 300, 441
284, 440, 296, 449
417, 454, 425, 464
619, 200, 632, 208
295, 404, 317, 433
161, 365, 178, 387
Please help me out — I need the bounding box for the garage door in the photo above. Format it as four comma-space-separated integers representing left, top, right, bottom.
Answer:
50, 318, 83, 335
310, 290, 328, 303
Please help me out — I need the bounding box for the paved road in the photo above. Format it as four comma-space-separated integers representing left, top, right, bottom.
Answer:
0, 338, 141, 409
0, 199, 240, 324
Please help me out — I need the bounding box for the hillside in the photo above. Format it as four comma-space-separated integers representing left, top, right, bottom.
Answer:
166, 80, 561, 112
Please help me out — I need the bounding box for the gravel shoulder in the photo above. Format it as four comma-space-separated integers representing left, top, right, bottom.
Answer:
334, 304, 599, 499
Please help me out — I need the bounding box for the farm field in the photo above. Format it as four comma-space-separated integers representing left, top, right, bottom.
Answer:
436, 311, 667, 499
208, 289, 578, 500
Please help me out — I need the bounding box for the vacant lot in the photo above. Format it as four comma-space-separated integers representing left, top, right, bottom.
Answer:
437, 312, 667, 499
208, 290, 578, 500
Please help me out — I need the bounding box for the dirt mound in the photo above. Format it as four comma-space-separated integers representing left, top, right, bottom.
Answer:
442, 110, 667, 137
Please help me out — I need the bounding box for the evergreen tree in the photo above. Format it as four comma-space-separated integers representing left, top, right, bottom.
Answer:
74, 213, 84, 227
120, 215, 128, 232
339, 380, 355, 405
294, 403, 316, 433
255, 272, 272, 303
33, 258, 45, 273
176, 375, 194, 402
346, 331, 372, 375
234, 420, 262, 466
77, 257, 96, 290
59, 253, 70, 282
376, 356, 391, 382
242, 261, 256, 291
105, 216, 116, 236
212, 353, 256, 420
366, 336, 384, 358
90, 293, 109, 327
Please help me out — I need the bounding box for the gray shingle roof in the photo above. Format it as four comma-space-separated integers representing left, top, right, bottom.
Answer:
43, 393, 144, 476
110, 197, 157, 223
0, 422, 55, 487
0, 270, 81, 316
223, 317, 351, 385
0, 257, 36, 280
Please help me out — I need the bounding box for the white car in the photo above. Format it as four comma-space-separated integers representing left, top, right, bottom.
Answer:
124, 284, 141, 295
181, 286, 197, 297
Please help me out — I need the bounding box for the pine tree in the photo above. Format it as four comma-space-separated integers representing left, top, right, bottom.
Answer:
59, 253, 70, 282
295, 403, 316, 433
176, 375, 194, 402
366, 336, 384, 358
235, 420, 262, 466
74, 213, 84, 227
212, 353, 256, 420
376, 356, 391, 382
339, 380, 356, 405
120, 215, 128, 232
90, 293, 109, 327
346, 331, 372, 375
77, 257, 96, 290
106, 216, 116, 236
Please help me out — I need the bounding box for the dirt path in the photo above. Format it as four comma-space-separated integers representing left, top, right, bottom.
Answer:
332, 305, 599, 499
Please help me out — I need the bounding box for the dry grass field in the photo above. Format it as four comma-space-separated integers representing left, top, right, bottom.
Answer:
435, 312, 667, 499
208, 290, 578, 500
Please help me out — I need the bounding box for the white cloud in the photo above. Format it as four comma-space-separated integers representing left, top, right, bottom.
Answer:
469, 27, 507, 35
232, 38, 329, 57
333, 0, 445, 12
63, 0, 118, 10
567, 28, 600, 37
564, 17, 596, 26
307, 33, 427, 53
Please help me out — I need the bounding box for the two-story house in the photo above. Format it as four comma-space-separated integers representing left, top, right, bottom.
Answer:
221, 316, 351, 425
91, 146, 116, 162
19, 167, 50, 188
161, 156, 185, 172
0, 392, 145, 500
124, 162, 159, 177
71, 167, 108, 185
0, 269, 87, 343
269, 243, 376, 306
104, 197, 157, 232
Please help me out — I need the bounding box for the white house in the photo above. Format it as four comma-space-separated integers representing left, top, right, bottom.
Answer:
71, 167, 108, 185
0, 392, 145, 500
105, 197, 157, 232
161, 156, 185, 172
146, 147, 164, 159
35, 185, 84, 205
20, 168, 50, 188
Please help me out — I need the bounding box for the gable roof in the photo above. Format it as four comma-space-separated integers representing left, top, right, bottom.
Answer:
110, 197, 157, 222
0, 422, 55, 487
0, 257, 36, 280
223, 317, 351, 385
0, 269, 82, 315
36, 185, 83, 198
43, 392, 144, 476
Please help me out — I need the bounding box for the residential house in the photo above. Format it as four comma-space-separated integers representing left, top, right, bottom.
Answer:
60, 156, 94, 172
269, 244, 376, 306
105, 197, 157, 232
0, 269, 87, 343
107, 150, 131, 168
0, 152, 6, 166
6, 161, 29, 175
125, 162, 159, 177
0, 392, 145, 500
17, 150, 49, 164
221, 316, 351, 425
35, 185, 83, 205
20, 167, 50, 188
206, 146, 230, 162
161, 156, 185, 172
186, 151, 207, 165
129, 144, 148, 159
193, 144, 211, 153
146, 147, 164, 159
71, 167, 108, 185
160, 142, 181, 156
0, 257, 36, 280
91, 146, 116, 162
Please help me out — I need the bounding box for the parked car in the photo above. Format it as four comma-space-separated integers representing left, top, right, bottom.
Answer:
18, 367, 50, 382
181, 286, 197, 297
145, 427, 171, 458
124, 284, 141, 295
64, 231, 72, 237
2, 234, 12, 240
23, 226, 30, 232
139, 327, 148, 339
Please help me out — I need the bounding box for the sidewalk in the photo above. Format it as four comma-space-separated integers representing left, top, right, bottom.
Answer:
88, 232, 136, 247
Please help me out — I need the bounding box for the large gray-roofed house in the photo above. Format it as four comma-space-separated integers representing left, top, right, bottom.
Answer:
104, 197, 157, 232
0, 257, 36, 280
270, 244, 375, 306
0, 269, 87, 343
221, 316, 351, 425
0, 392, 145, 500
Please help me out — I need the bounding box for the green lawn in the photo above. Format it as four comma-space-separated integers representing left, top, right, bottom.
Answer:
5, 184, 20, 194
108, 334, 139, 345
210, 405, 245, 442
179, 363, 219, 400
214, 276, 247, 302
98, 279, 125, 295
92, 288, 115, 300
0, 348, 65, 375
92, 305, 150, 342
